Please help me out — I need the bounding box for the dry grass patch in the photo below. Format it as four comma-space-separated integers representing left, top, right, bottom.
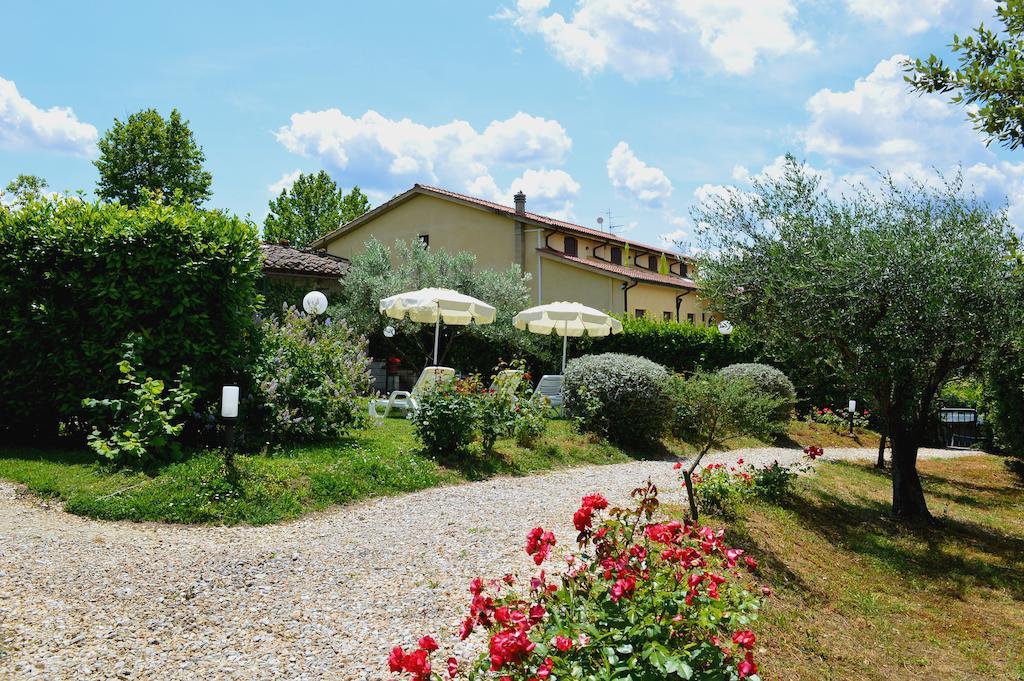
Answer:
722, 455, 1024, 680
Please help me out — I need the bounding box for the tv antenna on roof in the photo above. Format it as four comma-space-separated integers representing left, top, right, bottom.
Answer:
597, 209, 623, 234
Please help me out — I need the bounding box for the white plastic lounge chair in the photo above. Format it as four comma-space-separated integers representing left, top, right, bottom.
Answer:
533, 374, 564, 412
369, 366, 456, 420
488, 369, 524, 399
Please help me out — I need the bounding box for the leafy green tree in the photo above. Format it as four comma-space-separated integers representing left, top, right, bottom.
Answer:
94, 108, 212, 207
264, 171, 370, 247
3, 174, 48, 209
906, 0, 1024, 149
667, 371, 786, 520
332, 238, 536, 372
693, 156, 1017, 521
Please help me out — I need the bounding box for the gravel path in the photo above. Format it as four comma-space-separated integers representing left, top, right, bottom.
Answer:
0, 445, 966, 680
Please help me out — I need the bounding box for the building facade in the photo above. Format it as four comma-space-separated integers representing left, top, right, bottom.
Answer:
311, 184, 714, 324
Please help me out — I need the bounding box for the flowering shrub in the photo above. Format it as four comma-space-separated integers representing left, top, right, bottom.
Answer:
806, 405, 870, 431
681, 446, 826, 516
248, 307, 371, 444
686, 462, 754, 518
388, 482, 768, 680
415, 363, 552, 455
512, 393, 551, 448
413, 377, 482, 456
564, 353, 671, 446
82, 341, 197, 467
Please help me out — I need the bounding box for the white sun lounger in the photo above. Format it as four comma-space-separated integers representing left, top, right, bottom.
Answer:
369, 366, 456, 420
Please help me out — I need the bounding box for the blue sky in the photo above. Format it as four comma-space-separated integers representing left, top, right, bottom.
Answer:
2, 0, 1020, 247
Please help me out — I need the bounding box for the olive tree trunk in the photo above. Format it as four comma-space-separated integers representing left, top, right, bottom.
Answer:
876, 427, 887, 469
889, 420, 931, 521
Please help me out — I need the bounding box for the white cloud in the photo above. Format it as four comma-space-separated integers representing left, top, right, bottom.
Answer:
0, 77, 97, 156
801, 54, 1024, 227
470, 167, 581, 219
274, 108, 575, 204
607, 141, 673, 207
804, 55, 972, 167
268, 169, 302, 196
499, 0, 814, 78
845, 0, 995, 34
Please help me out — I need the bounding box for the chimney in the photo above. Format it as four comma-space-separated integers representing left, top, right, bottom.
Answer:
513, 190, 526, 215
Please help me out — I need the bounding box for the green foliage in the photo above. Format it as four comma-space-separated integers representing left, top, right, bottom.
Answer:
412, 378, 482, 456
81, 342, 197, 466
718, 363, 796, 424
985, 346, 1024, 456
667, 372, 788, 452
563, 353, 671, 446
247, 307, 371, 444
264, 171, 371, 248
906, 0, 1024, 150
513, 394, 551, 447
576, 315, 757, 374
332, 237, 540, 373
3, 174, 48, 209
691, 463, 754, 518
750, 461, 799, 503
94, 108, 212, 207
939, 377, 985, 409
694, 155, 1017, 518
258, 279, 314, 317
0, 196, 263, 441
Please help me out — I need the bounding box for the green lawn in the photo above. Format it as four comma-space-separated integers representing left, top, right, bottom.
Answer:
0, 420, 634, 525
699, 455, 1024, 681
0, 419, 876, 526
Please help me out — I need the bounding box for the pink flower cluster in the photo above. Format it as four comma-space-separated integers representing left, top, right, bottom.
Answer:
388, 485, 769, 681
524, 527, 556, 566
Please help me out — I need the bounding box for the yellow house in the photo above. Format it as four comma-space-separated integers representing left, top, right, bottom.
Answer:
311, 184, 714, 324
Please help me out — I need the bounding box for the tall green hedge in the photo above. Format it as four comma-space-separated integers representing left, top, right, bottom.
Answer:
575, 315, 758, 373
0, 198, 263, 441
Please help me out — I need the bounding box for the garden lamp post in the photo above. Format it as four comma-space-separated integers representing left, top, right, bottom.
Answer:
221, 385, 239, 467
848, 399, 857, 435
717, 320, 734, 335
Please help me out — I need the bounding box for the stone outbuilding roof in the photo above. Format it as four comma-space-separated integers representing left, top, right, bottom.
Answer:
261, 242, 348, 278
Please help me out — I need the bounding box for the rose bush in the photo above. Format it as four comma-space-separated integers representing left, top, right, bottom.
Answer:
414, 363, 552, 455
682, 446, 825, 517
388, 481, 768, 680
806, 405, 870, 431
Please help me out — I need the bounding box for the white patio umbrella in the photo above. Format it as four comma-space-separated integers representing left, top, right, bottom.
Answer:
379, 287, 496, 365
513, 301, 623, 372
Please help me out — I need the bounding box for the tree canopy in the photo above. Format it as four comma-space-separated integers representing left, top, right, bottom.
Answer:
906, 0, 1024, 149
331, 238, 536, 372
693, 156, 1018, 520
94, 108, 212, 207
263, 171, 370, 247
2, 174, 48, 210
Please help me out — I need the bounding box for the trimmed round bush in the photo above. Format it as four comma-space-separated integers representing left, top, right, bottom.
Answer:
717, 363, 796, 422
563, 353, 671, 446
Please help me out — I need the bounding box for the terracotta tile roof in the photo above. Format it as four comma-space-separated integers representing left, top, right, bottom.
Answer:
539, 248, 696, 289
261, 242, 348, 277
415, 184, 688, 259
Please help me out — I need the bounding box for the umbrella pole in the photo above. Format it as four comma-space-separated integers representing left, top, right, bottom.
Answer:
433, 317, 440, 366
561, 329, 568, 373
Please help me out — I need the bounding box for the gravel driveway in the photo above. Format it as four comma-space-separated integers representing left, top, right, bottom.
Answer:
0, 445, 965, 680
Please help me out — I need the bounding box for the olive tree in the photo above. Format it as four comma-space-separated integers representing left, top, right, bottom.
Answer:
692, 156, 1017, 521
331, 238, 539, 373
